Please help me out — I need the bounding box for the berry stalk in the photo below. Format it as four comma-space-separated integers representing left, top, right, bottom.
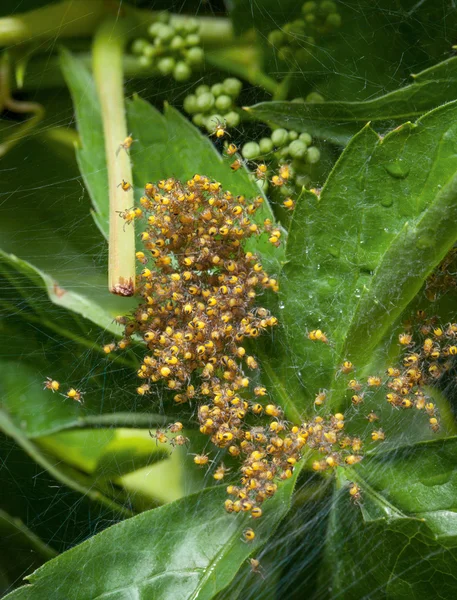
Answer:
92, 17, 136, 296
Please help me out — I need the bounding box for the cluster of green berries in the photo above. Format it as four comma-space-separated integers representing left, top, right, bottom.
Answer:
268, 1, 342, 62
131, 13, 204, 81
183, 78, 242, 133
241, 125, 321, 193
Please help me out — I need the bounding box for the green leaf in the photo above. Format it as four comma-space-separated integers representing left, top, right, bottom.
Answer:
280, 101, 457, 409
315, 438, 457, 597
59, 47, 108, 237
126, 96, 284, 272
5, 470, 300, 600
246, 57, 457, 145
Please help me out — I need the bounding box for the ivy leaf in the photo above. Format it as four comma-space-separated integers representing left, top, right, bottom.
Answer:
280, 101, 457, 409
4, 470, 300, 600
246, 57, 457, 145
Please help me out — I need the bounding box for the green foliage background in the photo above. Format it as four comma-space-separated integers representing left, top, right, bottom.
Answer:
1, 0, 457, 598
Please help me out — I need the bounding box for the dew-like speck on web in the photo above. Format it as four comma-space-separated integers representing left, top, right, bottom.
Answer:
279, 301, 285, 309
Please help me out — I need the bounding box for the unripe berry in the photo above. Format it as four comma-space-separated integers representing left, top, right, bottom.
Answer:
268, 29, 284, 46
288, 130, 298, 141
173, 61, 191, 81
186, 33, 201, 47
223, 77, 242, 97
195, 84, 210, 96
289, 139, 308, 159
259, 137, 274, 154
224, 111, 240, 128
158, 57, 176, 75
196, 92, 215, 112
306, 146, 321, 164
131, 38, 148, 54
170, 35, 185, 50
302, 1, 317, 14
271, 128, 289, 147
242, 142, 261, 160
321, 1, 338, 14
215, 94, 232, 111
326, 13, 342, 28
184, 94, 198, 114
299, 132, 313, 145
192, 113, 205, 127
205, 114, 224, 133
211, 83, 224, 96
186, 46, 204, 65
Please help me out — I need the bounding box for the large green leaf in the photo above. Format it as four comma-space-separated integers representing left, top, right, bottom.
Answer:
315, 438, 457, 598
247, 57, 457, 145
5, 469, 300, 600
281, 101, 457, 410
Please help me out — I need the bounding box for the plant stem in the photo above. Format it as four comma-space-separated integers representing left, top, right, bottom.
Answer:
0, 53, 44, 158
0, 0, 107, 47
93, 17, 136, 297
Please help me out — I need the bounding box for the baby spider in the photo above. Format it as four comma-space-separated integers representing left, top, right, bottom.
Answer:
211, 119, 229, 139
170, 434, 190, 447
230, 158, 245, 172
43, 377, 60, 393
349, 482, 361, 504
117, 179, 133, 192
248, 558, 265, 578
243, 528, 256, 542
116, 133, 135, 155
193, 453, 210, 466
225, 143, 238, 156
149, 429, 169, 445
63, 388, 83, 404
168, 422, 183, 433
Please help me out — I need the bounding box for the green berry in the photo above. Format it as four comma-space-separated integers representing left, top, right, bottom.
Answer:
196, 92, 215, 112
326, 13, 342, 28
223, 78, 242, 98
143, 44, 156, 58
148, 23, 162, 37
173, 61, 191, 81
138, 55, 152, 68
302, 1, 317, 14
242, 142, 261, 160
183, 18, 199, 33
132, 38, 148, 54
278, 146, 290, 158
155, 24, 175, 42
268, 29, 285, 46
288, 130, 298, 141
271, 128, 289, 147
291, 97, 305, 103
224, 111, 240, 128
289, 139, 308, 159
183, 94, 198, 114
186, 46, 204, 66
170, 35, 185, 50
306, 92, 325, 103
195, 84, 210, 96
278, 46, 293, 61
259, 137, 274, 154
306, 146, 321, 164
321, 1, 337, 14
186, 34, 201, 47
299, 132, 313, 145
192, 113, 205, 127
205, 114, 224, 133
215, 94, 232, 111
158, 57, 176, 75
211, 83, 224, 97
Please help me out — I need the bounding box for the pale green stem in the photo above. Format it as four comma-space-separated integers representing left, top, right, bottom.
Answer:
93, 17, 136, 296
